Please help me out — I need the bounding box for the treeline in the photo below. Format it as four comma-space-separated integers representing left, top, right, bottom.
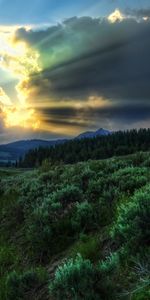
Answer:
19, 128, 150, 167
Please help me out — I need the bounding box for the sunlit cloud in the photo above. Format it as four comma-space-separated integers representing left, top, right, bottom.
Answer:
108, 9, 124, 23
0, 8, 150, 143
0, 25, 41, 130
2, 105, 40, 129
75, 95, 111, 109
0, 87, 12, 106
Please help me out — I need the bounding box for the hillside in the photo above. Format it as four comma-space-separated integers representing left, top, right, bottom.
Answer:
20, 128, 150, 167
0, 128, 111, 165
0, 139, 67, 165
0, 152, 149, 300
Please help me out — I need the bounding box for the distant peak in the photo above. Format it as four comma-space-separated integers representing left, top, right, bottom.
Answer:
96, 128, 104, 131
76, 127, 111, 139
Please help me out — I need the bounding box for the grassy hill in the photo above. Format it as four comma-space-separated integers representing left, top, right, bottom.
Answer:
0, 152, 150, 299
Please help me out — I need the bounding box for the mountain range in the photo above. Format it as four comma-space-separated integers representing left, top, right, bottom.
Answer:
0, 128, 111, 164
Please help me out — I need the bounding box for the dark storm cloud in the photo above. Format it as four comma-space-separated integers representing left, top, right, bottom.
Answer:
126, 8, 150, 18
37, 103, 150, 129
40, 107, 78, 118
14, 16, 150, 128
94, 104, 150, 124
16, 17, 150, 101
38, 106, 88, 127
44, 118, 87, 128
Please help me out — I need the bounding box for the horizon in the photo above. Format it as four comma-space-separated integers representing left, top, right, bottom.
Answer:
0, 126, 109, 145
0, 126, 150, 146
0, 0, 150, 143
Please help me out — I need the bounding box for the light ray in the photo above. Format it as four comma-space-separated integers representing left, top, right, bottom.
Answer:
0, 26, 41, 129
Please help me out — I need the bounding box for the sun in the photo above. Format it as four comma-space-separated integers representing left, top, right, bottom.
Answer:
108, 9, 124, 23
2, 104, 40, 129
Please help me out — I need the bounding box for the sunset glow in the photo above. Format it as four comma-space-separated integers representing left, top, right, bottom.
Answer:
0, 26, 41, 130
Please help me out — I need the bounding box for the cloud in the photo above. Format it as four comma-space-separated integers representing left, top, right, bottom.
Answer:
126, 8, 150, 19
0, 87, 12, 106
0, 108, 5, 133
36, 99, 150, 132
108, 9, 125, 23
0, 25, 41, 132
1, 12, 150, 138
15, 15, 150, 100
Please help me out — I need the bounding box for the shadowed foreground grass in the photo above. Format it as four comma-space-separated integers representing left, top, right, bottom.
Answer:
0, 152, 150, 299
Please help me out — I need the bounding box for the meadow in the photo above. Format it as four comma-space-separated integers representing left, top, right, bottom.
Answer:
0, 152, 150, 299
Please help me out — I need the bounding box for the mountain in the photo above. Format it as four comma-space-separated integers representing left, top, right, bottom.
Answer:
0, 139, 67, 165
0, 128, 111, 165
76, 128, 111, 139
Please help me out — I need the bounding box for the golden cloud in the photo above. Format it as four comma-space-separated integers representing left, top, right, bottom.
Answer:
108, 9, 124, 23
0, 26, 41, 130
0, 87, 12, 106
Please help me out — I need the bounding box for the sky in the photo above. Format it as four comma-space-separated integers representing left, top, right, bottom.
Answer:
0, 0, 150, 143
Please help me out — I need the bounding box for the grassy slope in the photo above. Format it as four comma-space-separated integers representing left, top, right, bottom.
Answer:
0, 152, 150, 299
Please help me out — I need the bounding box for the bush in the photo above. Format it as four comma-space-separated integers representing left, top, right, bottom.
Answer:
111, 186, 150, 248
49, 254, 100, 300
26, 185, 82, 255
6, 268, 48, 300
142, 157, 150, 167
131, 152, 149, 166
19, 178, 45, 209
80, 168, 96, 191
51, 185, 82, 208
123, 256, 150, 300
71, 201, 94, 231
0, 246, 18, 277
1, 153, 150, 300
70, 234, 101, 261
87, 179, 103, 202
99, 252, 120, 274
109, 167, 148, 194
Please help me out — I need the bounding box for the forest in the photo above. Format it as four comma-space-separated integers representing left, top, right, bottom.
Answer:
19, 129, 150, 167
0, 151, 149, 299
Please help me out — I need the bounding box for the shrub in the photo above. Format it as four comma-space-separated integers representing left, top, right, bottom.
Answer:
108, 167, 148, 194
26, 185, 82, 255
0, 246, 18, 277
142, 157, 150, 167
49, 254, 100, 300
131, 152, 149, 166
87, 179, 103, 201
6, 268, 48, 300
26, 201, 53, 255
80, 168, 96, 191
19, 178, 45, 209
99, 252, 120, 274
111, 186, 150, 248
38, 170, 55, 183
51, 185, 82, 208
102, 186, 120, 205
123, 257, 150, 300
70, 234, 101, 261
71, 201, 94, 231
